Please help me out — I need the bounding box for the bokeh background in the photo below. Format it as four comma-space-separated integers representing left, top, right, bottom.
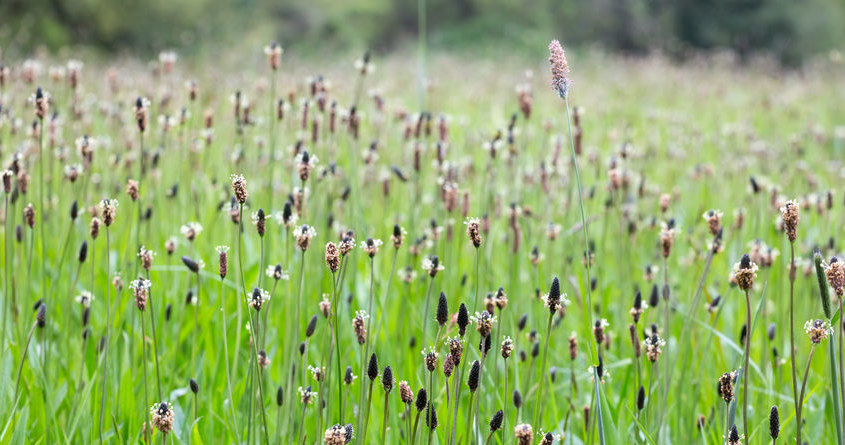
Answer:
1, 0, 844, 65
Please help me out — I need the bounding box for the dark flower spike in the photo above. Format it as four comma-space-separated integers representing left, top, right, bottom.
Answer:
468, 360, 481, 392
489, 409, 503, 432
182, 256, 199, 273
367, 353, 378, 380
436, 292, 448, 326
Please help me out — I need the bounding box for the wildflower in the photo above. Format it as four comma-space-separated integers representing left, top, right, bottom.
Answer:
75, 291, 94, 307
324, 423, 351, 445
514, 423, 534, 445
726, 424, 742, 445
130, 279, 151, 311
471, 311, 496, 338
31, 87, 50, 119
138, 246, 155, 270
308, 365, 326, 382
298, 386, 317, 404
339, 231, 355, 256
643, 334, 665, 362
325, 242, 340, 272
99, 199, 118, 226
547, 40, 570, 99
732, 254, 758, 291
352, 311, 369, 344
593, 319, 609, 345
826, 256, 845, 296
295, 224, 317, 251
391, 224, 406, 248
422, 347, 439, 372
659, 220, 676, 258
180, 222, 203, 241
338, 367, 356, 389
421, 255, 444, 277
319, 295, 331, 318
702, 209, 723, 236
399, 266, 417, 284
150, 402, 175, 434
361, 238, 382, 257
501, 336, 514, 359
399, 381, 414, 405
264, 42, 283, 71
23, 204, 35, 228
629, 290, 648, 323
804, 319, 833, 344
274, 201, 297, 228
541, 277, 568, 315
464, 217, 482, 248
529, 246, 544, 266
780, 200, 799, 242
217, 246, 229, 279
718, 371, 737, 403
134, 97, 150, 133
769, 406, 779, 440
266, 264, 288, 281
230, 174, 247, 204
296, 150, 318, 182
249, 287, 270, 311
252, 209, 266, 237
354, 51, 374, 75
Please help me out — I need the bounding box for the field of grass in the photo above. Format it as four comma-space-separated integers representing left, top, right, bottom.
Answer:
0, 46, 844, 444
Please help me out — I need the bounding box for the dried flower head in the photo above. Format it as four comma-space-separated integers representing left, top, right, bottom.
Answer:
780, 200, 799, 242
804, 319, 833, 344
361, 238, 383, 257
399, 381, 414, 405
464, 217, 482, 248
138, 246, 155, 270
181, 221, 203, 241
31, 87, 50, 119
422, 346, 439, 372
299, 386, 317, 404
826, 256, 845, 296
659, 220, 677, 258
643, 334, 666, 362
548, 40, 571, 99
514, 423, 534, 445
718, 371, 737, 403
99, 199, 118, 226
471, 311, 497, 338
264, 42, 283, 71
702, 209, 723, 236
230, 174, 247, 204
217, 246, 229, 278
126, 179, 139, 201
352, 310, 369, 344
421, 255, 444, 277
130, 279, 151, 311
391, 224, 406, 248
150, 402, 175, 434
732, 254, 758, 291
501, 336, 514, 359
249, 287, 270, 311
295, 224, 317, 251
325, 242, 340, 273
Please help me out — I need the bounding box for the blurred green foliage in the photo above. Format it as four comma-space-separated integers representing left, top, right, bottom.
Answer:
1, 0, 843, 64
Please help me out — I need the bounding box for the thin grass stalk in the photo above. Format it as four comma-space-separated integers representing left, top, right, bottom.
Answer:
798, 343, 817, 440
98, 227, 112, 445
420, 276, 435, 349
563, 95, 604, 442
723, 404, 730, 445
14, 321, 37, 401
145, 269, 162, 400
464, 392, 475, 445
742, 288, 751, 443
331, 270, 343, 420
788, 242, 800, 445
840, 298, 845, 439
139, 311, 150, 445
532, 313, 554, 427
220, 277, 241, 443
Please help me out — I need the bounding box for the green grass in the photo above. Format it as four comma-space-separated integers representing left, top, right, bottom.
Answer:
0, 49, 844, 444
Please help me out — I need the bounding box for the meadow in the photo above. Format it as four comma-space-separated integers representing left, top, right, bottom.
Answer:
0, 43, 844, 444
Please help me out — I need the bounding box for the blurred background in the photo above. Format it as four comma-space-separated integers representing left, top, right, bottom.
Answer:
1, 0, 844, 66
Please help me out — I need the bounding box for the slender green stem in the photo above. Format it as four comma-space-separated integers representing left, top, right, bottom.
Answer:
742, 288, 751, 444
220, 278, 241, 443
532, 313, 554, 427
140, 311, 150, 445
788, 242, 800, 445
563, 95, 603, 445
98, 227, 112, 445
798, 344, 817, 442
14, 322, 37, 401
